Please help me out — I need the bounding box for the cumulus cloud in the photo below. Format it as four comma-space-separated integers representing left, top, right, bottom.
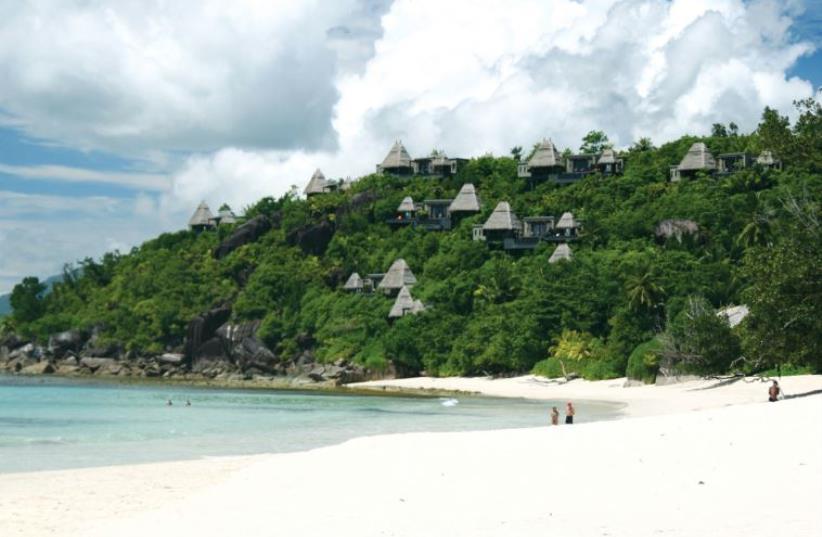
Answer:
0, 0, 388, 156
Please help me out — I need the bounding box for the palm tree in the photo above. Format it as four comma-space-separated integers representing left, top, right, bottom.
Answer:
625, 270, 664, 312
736, 214, 771, 248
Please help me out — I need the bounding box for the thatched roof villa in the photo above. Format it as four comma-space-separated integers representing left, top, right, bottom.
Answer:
377, 259, 418, 293
377, 141, 415, 176
388, 286, 425, 319
448, 183, 481, 214
343, 272, 364, 292
189, 201, 216, 232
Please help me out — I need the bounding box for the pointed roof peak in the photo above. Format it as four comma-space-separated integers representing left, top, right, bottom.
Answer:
483, 201, 521, 231
378, 258, 418, 290
382, 141, 413, 169
528, 138, 563, 168
549, 243, 573, 264
448, 183, 481, 213
188, 201, 215, 227
397, 196, 416, 212
678, 142, 716, 171
304, 168, 332, 195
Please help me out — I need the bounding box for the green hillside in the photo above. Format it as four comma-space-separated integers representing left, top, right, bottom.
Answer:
2, 101, 820, 380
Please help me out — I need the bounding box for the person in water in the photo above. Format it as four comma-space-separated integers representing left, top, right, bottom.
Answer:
166, 398, 173, 406
185, 399, 191, 407
550, 406, 559, 426
565, 402, 575, 424
768, 381, 781, 402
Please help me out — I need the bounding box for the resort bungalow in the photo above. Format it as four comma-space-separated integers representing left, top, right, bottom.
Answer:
343, 272, 364, 293
215, 205, 237, 225
670, 143, 716, 181
413, 151, 468, 177
548, 243, 573, 264
596, 148, 624, 175
304, 169, 336, 196
377, 141, 415, 176
189, 201, 216, 232
518, 138, 565, 183
718, 150, 783, 174
377, 259, 418, 295
555, 211, 580, 240
481, 202, 522, 245
565, 153, 598, 178
388, 286, 425, 319
387, 196, 418, 226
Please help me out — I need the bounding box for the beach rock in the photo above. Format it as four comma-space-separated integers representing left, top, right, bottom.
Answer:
185, 306, 232, 362
213, 215, 272, 259
97, 362, 124, 376
1, 333, 28, 351
9, 343, 42, 361
56, 364, 80, 376
80, 357, 116, 372
48, 330, 86, 359
285, 220, 335, 256
21, 361, 54, 375
158, 353, 185, 365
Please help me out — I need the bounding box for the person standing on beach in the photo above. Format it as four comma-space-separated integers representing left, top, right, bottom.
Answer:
768, 381, 781, 402
550, 406, 559, 426
565, 402, 575, 424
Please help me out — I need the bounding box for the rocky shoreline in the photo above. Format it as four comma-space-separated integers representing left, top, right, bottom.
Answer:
0, 311, 380, 389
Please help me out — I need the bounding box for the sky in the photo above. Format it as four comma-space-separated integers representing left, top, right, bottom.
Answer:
0, 0, 820, 294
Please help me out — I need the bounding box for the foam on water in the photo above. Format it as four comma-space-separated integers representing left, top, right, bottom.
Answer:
0, 375, 623, 473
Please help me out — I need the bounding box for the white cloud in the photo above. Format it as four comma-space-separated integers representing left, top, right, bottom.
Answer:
0, 0, 389, 156
0, 164, 169, 190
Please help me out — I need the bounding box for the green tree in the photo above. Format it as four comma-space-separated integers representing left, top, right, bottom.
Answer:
580, 130, 610, 153
10, 277, 47, 323
711, 123, 728, 137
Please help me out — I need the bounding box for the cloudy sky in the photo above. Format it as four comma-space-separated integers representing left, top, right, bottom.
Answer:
0, 0, 820, 293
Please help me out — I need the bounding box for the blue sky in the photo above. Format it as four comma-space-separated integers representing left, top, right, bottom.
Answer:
0, 0, 819, 294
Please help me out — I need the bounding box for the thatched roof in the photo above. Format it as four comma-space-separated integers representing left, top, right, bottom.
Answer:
411, 299, 426, 314
483, 201, 521, 231
548, 243, 573, 264
756, 150, 776, 165
678, 143, 716, 171
597, 148, 618, 165
448, 183, 481, 213
528, 138, 563, 168
304, 169, 331, 195
343, 272, 363, 291
389, 286, 415, 318
397, 196, 416, 212
188, 201, 214, 227
218, 207, 237, 225
556, 212, 577, 229
381, 141, 413, 169
378, 259, 417, 291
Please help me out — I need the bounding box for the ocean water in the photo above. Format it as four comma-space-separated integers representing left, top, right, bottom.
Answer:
0, 375, 623, 473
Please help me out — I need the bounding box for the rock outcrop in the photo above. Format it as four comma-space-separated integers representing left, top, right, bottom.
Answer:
286, 220, 335, 256
213, 215, 272, 259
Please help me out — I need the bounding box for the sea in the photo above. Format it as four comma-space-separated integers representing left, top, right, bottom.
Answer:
0, 375, 623, 473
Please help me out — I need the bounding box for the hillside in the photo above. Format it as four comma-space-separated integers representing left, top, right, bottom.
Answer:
1, 102, 820, 382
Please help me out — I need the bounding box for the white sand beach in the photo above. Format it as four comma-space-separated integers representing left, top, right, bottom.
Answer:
2, 375, 821, 537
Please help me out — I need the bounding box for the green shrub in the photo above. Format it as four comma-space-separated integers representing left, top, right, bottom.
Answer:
626, 338, 662, 383
531, 357, 565, 379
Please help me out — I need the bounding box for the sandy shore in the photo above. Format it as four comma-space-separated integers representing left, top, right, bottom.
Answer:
2, 375, 821, 537
350, 373, 822, 417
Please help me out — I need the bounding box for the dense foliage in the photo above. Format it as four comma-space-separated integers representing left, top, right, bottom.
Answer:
4, 101, 821, 379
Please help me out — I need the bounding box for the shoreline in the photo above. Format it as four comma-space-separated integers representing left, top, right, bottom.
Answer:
2, 375, 821, 536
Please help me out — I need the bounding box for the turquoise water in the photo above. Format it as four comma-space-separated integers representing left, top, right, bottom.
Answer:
0, 375, 622, 473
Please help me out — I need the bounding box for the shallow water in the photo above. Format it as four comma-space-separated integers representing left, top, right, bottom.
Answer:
0, 375, 623, 473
